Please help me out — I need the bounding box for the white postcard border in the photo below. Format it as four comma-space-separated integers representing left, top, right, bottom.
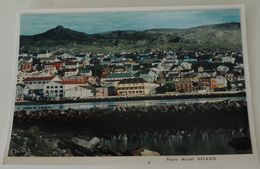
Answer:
3, 5, 258, 165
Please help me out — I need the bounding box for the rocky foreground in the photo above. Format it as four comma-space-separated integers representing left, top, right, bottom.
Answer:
9, 100, 252, 156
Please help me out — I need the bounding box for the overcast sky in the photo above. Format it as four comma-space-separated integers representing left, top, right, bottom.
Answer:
20, 8, 240, 35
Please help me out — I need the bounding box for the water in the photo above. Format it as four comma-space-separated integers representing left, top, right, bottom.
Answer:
15, 97, 245, 111
96, 131, 237, 155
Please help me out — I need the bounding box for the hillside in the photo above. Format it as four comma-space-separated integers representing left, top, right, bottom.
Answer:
19, 23, 242, 54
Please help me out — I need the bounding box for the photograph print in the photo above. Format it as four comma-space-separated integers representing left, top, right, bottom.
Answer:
7, 6, 255, 159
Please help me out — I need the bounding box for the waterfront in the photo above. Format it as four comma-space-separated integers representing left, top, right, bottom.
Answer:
9, 98, 252, 156
15, 97, 246, 111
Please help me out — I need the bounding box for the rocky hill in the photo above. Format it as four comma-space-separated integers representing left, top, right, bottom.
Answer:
20, 23, 242, 54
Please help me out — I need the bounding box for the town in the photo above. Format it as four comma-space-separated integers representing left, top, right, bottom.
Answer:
15, 49, 246, 101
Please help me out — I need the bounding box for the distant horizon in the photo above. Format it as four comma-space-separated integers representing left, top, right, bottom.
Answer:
20, 21, 241, 36
20, 9, 241, 35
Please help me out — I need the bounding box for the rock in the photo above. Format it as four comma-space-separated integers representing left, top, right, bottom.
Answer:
71, 137, 94, 151
71, 137, 101, 152
89, 137, 101, 147
228, 137, 252, 150
131, 148, 160, 156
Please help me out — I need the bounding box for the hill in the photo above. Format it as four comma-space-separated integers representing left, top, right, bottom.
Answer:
19, 23, 242, 54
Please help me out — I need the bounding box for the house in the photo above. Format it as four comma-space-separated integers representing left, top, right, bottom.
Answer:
16, 84, 25, 101
43, 81, 64, 100
79, 67, 93, 76
37, 51, 52, 59
222, 56, 235, 64
40, 56, 60, 63
181, 62, 192, 70
175, 79, 194, 93
60, 53, 73, 59
210, 76, 227, 90
23, 76, 59, 90
21, 62, 33, 72
64, 68, 79, 76
95, 86, 116, 97
101, 73, 134, 82
233, 64, 244, 74
23, 76, 61, 98
181, 55, 198, 64
116, 78, 147, 96
64, 86, 95, 99
198, 77, 211, 93
217, 65, 229, 73
64, 61, 79, 69
139, 70, 159, 83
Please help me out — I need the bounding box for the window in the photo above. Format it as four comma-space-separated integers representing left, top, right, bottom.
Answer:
29, 82, 32, 84
51, 86, 53, 89
55, 90, 58, 93
60, 86, 63, 88
46, 86, 50, 89
55, 86, 58, 88
38, 82, 41, 84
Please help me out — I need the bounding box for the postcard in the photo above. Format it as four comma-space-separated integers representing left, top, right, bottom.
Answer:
4, 5, 258, 165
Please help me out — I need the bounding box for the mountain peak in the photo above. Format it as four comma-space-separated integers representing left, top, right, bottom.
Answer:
55, 25, 65, 29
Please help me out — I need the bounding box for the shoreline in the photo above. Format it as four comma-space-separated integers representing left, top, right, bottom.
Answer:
15, 91, 246, 105
10, 99, 252, 156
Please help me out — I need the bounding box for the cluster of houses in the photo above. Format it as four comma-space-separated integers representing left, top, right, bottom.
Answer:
15, 49, 246, 101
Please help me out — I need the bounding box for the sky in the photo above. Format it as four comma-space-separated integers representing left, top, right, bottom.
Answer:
20, 9, 240, 35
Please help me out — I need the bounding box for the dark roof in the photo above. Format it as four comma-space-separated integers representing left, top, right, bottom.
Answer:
118, 78, 147, 84
107, 73, 133, 79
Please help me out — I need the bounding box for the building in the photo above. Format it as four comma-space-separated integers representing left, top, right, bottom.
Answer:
116, 78, 147, 96
217, 65, 229, 73
23, 76, 60, 90
181, 62, 192, 70
210, 76, 228, 90
175, 79, 194, 93
64, 86, 95, 99
16, 84, 25, 101
23, 76, 61, 98
37, 51, 52, 59
21, 62, 33, 72
58, 79, 90, 91
79, 67, 92, 76
139, 70, 159, 83
222, 56, 235, 64
101, 73, 134, 82
64, 61, 79, 69
95, 86, 115, 97
198, 77, 211, 93
43, 81, 64, 100
64, 68, 79, 76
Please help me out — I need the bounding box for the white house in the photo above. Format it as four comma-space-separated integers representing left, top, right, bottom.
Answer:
222, 56, 235, 64
60, 53, 73, 59
23, 76, 60, 90
43, 81, 64, 100
181, 62, 192, 70
64, 68, 79, 76
37, 51, 52, 59
217, 65, 229, 73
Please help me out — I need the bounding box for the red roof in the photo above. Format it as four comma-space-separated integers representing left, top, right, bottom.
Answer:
23, 76, 55, 81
